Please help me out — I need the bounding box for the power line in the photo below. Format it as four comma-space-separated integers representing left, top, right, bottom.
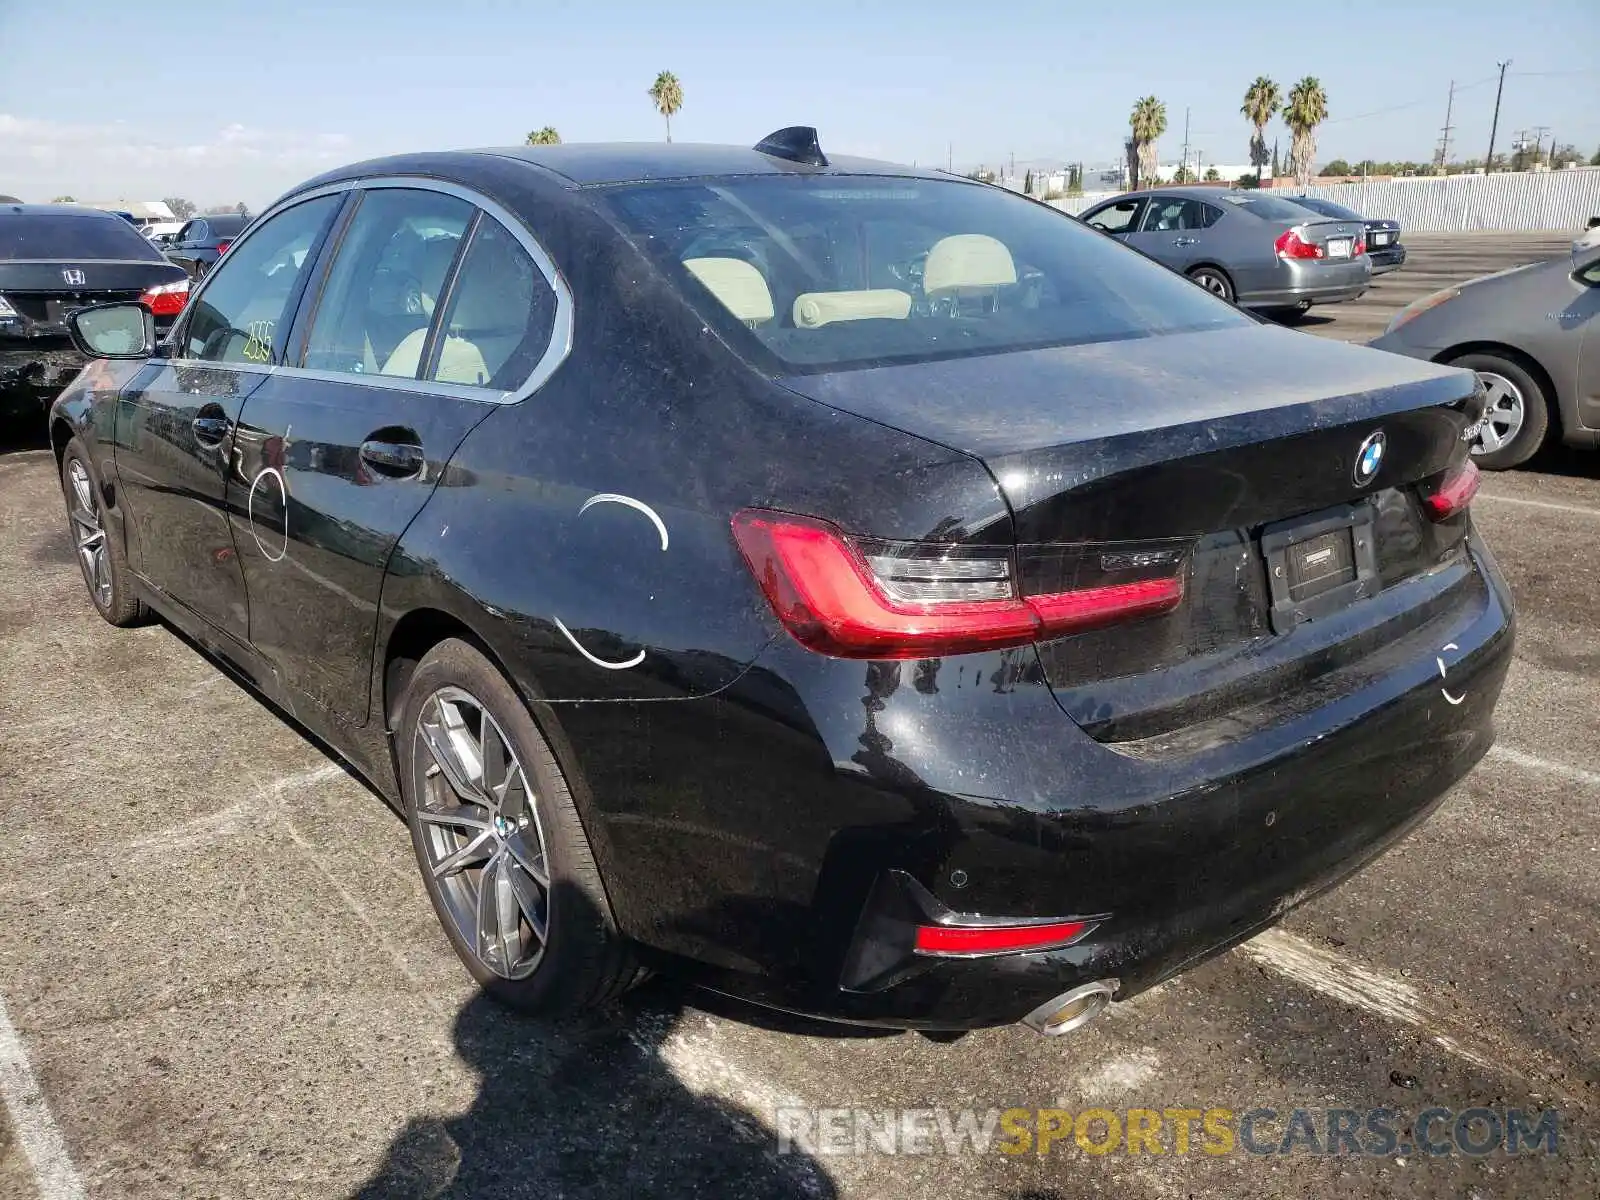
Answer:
1323, 74, 1498, 126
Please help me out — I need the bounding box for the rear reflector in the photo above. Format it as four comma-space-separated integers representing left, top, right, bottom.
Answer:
1421, 460, 1480, 521
914, 920, 1092, 956
732, 510, 1185, 659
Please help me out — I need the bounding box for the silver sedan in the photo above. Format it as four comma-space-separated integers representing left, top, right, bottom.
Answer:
1079, 188, 1371, 318
1369, 246, 1600, 469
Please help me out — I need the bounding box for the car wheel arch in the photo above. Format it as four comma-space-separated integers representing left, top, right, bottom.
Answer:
378, 603, 631, 932
1436, 341, 1564, 430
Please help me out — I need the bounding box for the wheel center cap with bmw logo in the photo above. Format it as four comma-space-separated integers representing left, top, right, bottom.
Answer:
1353, 431, 1386, 487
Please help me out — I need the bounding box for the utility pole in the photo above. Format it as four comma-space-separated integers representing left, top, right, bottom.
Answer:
1180, 107, 1191, 179
1532, 125, 1550, 169
1484, 60, 1510, 172
1009, 150, 1016, 181
947, 142, 953, 173
1434, 79, 1455, 172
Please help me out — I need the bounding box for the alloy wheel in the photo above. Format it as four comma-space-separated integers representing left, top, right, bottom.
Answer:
66, 459, 111, 610
1472, 372, 1525, 456
413, 686, 552, 979
1197, 272, 1228, 297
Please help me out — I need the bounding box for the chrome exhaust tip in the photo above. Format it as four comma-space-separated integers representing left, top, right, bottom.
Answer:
1020, 979, 1118, 1037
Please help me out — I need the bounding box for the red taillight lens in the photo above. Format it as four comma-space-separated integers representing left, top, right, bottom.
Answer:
215, 239, 232, 255
914, 919, 1093, 956
1274, 228, 1323, 259
138, 278, 189, 316
1421, 460, 1480, 521
1353, 237, 1366, 256
731, 510, 1185, 659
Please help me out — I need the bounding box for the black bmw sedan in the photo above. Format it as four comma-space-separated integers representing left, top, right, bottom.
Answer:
49, 130, 1512, 1035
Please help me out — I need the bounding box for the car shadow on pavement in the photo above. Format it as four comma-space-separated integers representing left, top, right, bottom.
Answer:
0, 415, 49, 455
353, 906, 839, 1199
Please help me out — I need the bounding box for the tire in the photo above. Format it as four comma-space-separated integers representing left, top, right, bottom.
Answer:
398, 638, 637, 1014
1446, 351, 1551, 470
1188, 266, 1234, 303
59, 437, 146, 626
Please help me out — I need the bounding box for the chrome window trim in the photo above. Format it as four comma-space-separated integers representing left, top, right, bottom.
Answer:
174, 175, 573, 406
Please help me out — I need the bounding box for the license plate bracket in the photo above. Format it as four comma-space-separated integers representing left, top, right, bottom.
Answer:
1260, 502, 1379, 634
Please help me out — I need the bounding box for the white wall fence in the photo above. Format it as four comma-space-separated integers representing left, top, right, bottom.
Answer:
1050, 169, 1600, 233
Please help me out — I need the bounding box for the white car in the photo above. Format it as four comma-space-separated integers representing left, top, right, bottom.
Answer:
143, 221, 183, 244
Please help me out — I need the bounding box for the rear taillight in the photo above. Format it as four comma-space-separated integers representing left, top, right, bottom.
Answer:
1421, 461, 1480, 521
1274, 228, 1323, 260
1353, 237, 1366, 256
215, 239, 233, 255
731, 510, 1185, 659
139, 278, 189, 317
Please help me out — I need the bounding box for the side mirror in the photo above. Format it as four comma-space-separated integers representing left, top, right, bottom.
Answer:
68, 302, 155, 359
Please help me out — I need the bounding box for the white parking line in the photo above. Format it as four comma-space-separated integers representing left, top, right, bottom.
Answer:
0, 993, 87, 1200
1239, 928, 1583, 1108
1475, 492, 1600, 519
1488, 744, 1600, 789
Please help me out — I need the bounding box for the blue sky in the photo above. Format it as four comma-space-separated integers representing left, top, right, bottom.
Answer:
1, 0, 1595, 207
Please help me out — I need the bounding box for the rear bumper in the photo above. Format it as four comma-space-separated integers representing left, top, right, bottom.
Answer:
1241, 257, 1373, 308
1369, 243, 1407, 274
646, 532, 1513, 1030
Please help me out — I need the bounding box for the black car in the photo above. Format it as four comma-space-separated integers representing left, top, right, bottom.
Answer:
164, 212, 250, 278
1292, 195, 1406, 274
49, 131, 1512, 1035
1, 204, 189, 421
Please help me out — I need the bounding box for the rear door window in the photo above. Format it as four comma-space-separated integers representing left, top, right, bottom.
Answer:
182, 195, 342, 365
300, 189, 473, 379
1140, 198, 1212, 233
423, 213, 557, 389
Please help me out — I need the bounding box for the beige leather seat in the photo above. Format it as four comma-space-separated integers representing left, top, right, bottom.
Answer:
792, 289, 911, 328
381, 327, 489, 384
923, 234, 1017, 307
684, 257, 774, 326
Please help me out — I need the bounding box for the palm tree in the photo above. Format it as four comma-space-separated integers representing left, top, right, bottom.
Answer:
648, 71, 683, 143
1241, 76, 1281, 184
525, 127, 561, 145
1282, 77, 1329, 188
1128, 96, 1166, 190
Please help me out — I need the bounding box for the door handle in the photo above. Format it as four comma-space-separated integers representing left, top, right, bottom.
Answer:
192, 414, 231, 445
359, 439, 425, 478
1173, 236, 1198, 246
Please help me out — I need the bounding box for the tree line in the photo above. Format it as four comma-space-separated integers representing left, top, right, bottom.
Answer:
527, 70, 683, 146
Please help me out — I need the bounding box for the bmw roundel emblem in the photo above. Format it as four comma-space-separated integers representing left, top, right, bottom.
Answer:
1353, 431, 1386, 487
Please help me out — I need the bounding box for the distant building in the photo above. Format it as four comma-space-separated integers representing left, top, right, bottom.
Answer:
84, 200, 176, 229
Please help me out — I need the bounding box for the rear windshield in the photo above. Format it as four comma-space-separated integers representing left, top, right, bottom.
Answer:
1217, 194, 1323, 222
0, 214, 167, 261
1294, 197, 1361, 221
603, 176, 1252, 373
207, 214, 249, 236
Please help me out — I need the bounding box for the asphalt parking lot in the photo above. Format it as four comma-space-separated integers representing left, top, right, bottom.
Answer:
0, 232, 1594, 1200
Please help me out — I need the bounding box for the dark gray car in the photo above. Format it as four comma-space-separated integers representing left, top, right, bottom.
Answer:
1080, 188, 1372, 317
1370, 247, 1600, 469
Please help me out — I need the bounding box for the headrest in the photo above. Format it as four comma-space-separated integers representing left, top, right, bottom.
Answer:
792, 289, 911, 328
923, 234, 1017, 295
684, 257, 774, 325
